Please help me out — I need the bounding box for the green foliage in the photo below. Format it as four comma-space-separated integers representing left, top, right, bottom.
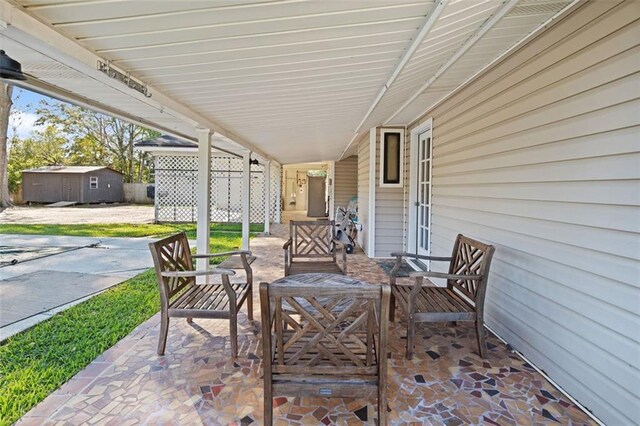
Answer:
6, 126, 69, 192
0, 270, 159, 426
0, 226, 246, 425
66, 135, 106, 166
35, 101, 158, 183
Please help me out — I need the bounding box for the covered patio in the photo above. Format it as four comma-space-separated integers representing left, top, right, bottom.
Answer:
1, 0, 637, 424
17, 226, 594, 425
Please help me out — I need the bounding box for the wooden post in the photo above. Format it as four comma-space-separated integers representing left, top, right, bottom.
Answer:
196, 127, 211, 281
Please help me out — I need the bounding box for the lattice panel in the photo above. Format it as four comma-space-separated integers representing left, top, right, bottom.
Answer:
270, 164, 282, 223
450, 240, 486, 298
293, 222, 333, 256
154, 155, 276, 224
155, 156, 198, 222
150, 233, 193, 297
274, 295, 376, 371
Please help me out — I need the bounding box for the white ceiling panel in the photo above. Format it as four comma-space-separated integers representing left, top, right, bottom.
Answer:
5, 0, 575, 163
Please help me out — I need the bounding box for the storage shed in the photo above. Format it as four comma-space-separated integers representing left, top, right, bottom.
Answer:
22, 166, 124, 204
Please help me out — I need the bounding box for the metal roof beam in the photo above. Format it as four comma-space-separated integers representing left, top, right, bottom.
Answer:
384, 0, 520, 125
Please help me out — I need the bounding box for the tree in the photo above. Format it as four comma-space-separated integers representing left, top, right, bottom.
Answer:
0, 83, 13, 207
7, 125, 68, 192
35, 101, 159, 183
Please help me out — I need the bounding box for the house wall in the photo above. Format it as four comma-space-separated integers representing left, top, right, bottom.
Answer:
82, 169, 124, 203
356, 135, 370, 254
407, 2, 639, 424
333, 155, 358, 211
373, 127, 406, 258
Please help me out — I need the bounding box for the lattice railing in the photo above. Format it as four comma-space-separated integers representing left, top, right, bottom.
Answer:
154, 155, 281, 224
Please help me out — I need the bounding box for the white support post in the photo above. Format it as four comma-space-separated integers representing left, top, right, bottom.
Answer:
328, 161, 335, 220
275, 164, 282, 224
263, 160, 271, 235
242, 151, 251, 250
196, 127, 212, 279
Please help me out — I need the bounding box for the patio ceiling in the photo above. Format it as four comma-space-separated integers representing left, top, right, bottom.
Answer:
1, 0, 574, 163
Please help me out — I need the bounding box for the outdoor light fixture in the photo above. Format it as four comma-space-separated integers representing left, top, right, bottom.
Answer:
250, 158, 260, 166
0, 50, 27, 81
98, 60, 151, 98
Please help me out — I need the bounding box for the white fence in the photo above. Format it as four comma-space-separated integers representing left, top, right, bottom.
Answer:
123, 183, 153, 204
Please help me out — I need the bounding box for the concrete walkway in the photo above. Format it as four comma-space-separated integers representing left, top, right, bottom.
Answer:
0, 234, 154, 340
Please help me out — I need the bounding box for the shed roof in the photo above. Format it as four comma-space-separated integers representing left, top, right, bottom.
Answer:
23, 166, 122, 174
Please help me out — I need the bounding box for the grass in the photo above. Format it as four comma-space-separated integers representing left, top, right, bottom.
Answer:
0, 222, 264, 238
0, 224, 247, 425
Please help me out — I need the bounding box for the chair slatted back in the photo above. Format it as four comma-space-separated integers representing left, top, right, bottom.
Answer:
447, 234, 495, 304
263, 276, 389, 378
149, 232, 194, 299
290, 220, 336, 260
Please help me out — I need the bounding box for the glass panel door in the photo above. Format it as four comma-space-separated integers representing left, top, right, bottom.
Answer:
416, 130, 432, 256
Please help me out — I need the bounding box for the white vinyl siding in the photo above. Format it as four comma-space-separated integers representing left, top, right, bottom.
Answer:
374, 127, 405, 257
357, 136, 370, 254
409, 2, 640, 425
333, 156, 358, 210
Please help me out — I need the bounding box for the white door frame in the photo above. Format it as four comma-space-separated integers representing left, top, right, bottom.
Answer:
407, 118, 433, 256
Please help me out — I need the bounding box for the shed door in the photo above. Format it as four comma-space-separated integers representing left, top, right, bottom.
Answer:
62, 177, 80, 202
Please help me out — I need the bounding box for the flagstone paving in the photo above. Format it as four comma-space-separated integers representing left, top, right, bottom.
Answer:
17, 226, 596, 425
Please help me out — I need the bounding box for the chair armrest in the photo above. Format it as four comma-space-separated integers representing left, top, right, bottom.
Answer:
390, 252, 452, 262
161, 268, 236, 278
409, 271, 482, 280
283, 239, 292, 274
193, 250, 252, 258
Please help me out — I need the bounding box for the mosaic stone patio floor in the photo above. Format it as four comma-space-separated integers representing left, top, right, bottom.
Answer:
18, 226, 596, 425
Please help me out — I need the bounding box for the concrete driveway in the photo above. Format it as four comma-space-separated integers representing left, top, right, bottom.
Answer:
0, 234, 155, 341
0, 204, 154, 224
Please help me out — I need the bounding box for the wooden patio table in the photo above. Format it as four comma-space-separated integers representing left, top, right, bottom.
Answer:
275, 273, 370, 313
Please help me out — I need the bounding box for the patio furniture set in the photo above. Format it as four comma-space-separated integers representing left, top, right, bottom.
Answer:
148, 221, 495, 425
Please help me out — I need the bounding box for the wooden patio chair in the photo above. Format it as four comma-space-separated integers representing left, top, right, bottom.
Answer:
148, 232, 253, 357
389, 234, 495, 359
260, 275, 390, 425
283, 220, 347, 276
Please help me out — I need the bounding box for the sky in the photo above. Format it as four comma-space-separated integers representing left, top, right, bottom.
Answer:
8, 87, 58, 139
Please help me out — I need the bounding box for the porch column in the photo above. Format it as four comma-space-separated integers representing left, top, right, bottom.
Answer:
275, 164, 282, 224
328, 161, 335, 220
196, 127, 211, 276
263, 160, 271, 235
242, 151, 251, 250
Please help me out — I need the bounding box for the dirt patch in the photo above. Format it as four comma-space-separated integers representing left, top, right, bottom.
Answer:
0, 204, 154, 224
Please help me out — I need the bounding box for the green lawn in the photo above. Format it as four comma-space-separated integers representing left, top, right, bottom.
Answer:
0, 222, 264, 238
0, 223, 249, 426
